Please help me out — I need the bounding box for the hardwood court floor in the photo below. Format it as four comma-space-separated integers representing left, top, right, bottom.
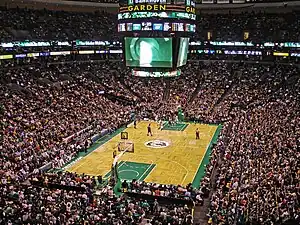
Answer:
67, 121, 218, 186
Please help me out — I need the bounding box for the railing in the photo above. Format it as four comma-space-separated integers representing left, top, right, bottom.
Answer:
126, 191, 195, 208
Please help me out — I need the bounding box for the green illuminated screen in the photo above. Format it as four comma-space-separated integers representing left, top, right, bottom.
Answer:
177, 37, 189, 67
125, 37, 173, 68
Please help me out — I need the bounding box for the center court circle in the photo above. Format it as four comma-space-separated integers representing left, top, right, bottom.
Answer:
144, 140, 170, 148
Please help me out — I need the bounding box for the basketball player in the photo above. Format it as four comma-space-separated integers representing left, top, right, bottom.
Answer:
147, 123, 153, 136
196, 128, 200, 140
158, 120, 163, 130
113, 150, 117, 158
134, 120, 137, 129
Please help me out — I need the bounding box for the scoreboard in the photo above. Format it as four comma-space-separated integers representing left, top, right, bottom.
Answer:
118, 0, 196, 34
118, 0, 196, 77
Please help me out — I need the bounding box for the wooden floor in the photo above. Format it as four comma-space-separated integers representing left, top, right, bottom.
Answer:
67, 121, 217, 186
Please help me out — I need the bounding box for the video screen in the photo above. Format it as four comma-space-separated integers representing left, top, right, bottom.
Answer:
132, 69, 181, 77
117, 12, 196, 20
177, 37, 189, 67
125, 37, 173, 68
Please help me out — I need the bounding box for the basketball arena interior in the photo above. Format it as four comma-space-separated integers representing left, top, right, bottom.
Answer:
0, 0, 299, 224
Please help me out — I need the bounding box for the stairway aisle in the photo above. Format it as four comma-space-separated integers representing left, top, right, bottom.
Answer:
162, 79, 170, 102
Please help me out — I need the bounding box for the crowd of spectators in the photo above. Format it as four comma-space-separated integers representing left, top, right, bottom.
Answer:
125, 180, 206, 205
1, 183, 161, 224
1, 51, 299, 225
0, 5, 299, 225
0, 60, 198, 224
1, 7, 300, 42
0, 7, 117, 41
119, 61, 300, 224
201, 63, 300, 224
0, 62, 135, 185
195, 12, 300, 42
30, 171, 100, 189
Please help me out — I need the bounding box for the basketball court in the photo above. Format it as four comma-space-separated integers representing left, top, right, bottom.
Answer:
67, 121, 220, 187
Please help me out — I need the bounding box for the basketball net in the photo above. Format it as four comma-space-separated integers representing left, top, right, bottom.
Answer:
110, 142, 133, 185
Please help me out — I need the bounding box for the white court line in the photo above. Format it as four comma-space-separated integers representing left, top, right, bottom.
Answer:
126, 121, 134, 128
121, 161, 129, 167
71, 121, 215, 186
71, 129, 125, 172
117, 160, 126, 168
103, 160, 126, 180
180, 123, 187, 131
142, 164, 157, 182
191, 125, 213, 184
137, 124, 192, 185
119, 170, 140, 178
143, 123, 217, 185
68, 158, 86, 172
138, 161, 154, 181
141, 147, 189, 185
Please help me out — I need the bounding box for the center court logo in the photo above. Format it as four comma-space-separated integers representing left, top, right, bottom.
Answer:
145, 140, 170, 148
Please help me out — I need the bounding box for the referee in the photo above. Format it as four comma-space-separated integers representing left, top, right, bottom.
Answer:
196, 128, 200, 140
147, 123, 153, 136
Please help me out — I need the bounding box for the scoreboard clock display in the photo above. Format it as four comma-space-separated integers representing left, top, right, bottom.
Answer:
141, 22, 152, 30
118, 22, 195, 32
